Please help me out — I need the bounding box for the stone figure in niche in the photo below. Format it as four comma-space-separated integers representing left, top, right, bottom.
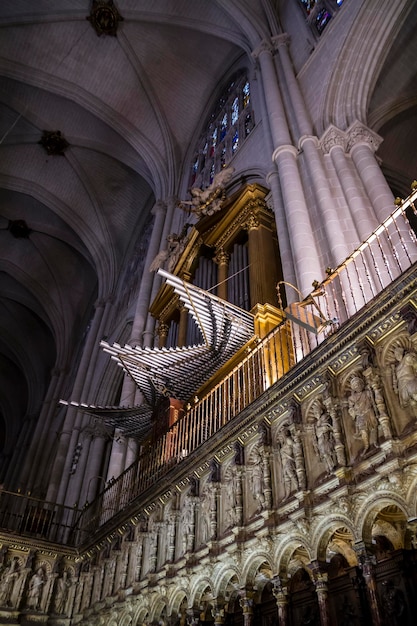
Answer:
392, 344, 417, 415
224, 464, 241, 528
0, 558, 20, 606
26, 567, 45, 610
248, 445, 266, 512
53, 570, 72, 614
181, 496, 194, 553
149, 222, 192, 273
347, 374, 378, 454
381, 579, 407, 625
166, 514, 176, 562
277, 429, 299, 499
200, 483, 212, 542
311, 399, 336, 474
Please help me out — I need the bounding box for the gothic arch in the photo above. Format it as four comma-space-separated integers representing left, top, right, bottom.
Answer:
321, 0, 414, 132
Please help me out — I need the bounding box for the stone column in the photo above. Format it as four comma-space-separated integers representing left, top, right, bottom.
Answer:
78, 428, 108, 506
20, 368, 65, 493
266, 170, 297, 300
46, 298, 111, 504
273, 34, 349, 266
103, 200, 168, 483
272, 34, 312, 140
348, 121, 417, 267
239, 589, 255, 626
311, 562, 330, 626
253, 38, 321, 296
320, 126, 376, 241
130, 200, 167, 346
272, 576, 288, 626
143, 196, 177, 349
355, 542, 382, 626
214, 248, 230, 301
300, 134, 351, 267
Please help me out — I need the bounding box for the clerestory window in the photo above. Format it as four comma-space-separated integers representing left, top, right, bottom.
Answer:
189, 72, 254, 190
299, 0, 344, 36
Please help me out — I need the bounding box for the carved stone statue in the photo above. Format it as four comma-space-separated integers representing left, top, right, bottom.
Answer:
0, 558, 20, 606
181, 496, 194, 553
53, 570, 72, 614
179, 166, 234, 218
200, 483, 212, 542
277, 429, 299, 498
311, 399, 336, 474
149, 223, 192, 273
392, 344, 417, 415
347, 374, 378, 453
26, 567, 45, 611
248, 445, 266, 512
224, 464, 241, 528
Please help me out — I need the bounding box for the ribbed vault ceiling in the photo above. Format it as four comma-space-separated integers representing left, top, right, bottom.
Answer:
0, 0, 264, 459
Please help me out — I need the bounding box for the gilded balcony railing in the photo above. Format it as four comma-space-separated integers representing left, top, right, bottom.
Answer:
1, 186, 417, 546
74, 187, 417, 539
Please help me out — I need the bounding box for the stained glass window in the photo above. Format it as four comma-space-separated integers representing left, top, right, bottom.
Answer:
232, 131, 239, 154
220, 113, 228, 141
298, 0, 344, 36
231, 97, 239, 125
243, 81, 250, 107
189, 71, 254, 190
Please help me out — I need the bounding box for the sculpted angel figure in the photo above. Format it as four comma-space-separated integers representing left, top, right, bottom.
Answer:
179, 166, 234, 218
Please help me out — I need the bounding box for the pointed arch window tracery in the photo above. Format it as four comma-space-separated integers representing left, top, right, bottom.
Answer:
189, 72, 254, 189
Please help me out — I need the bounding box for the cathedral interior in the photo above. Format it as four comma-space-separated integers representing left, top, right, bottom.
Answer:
0, 0, 417, 624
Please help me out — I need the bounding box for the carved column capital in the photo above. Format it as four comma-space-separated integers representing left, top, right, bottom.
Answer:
152, 199, 167, 216
214, 248, 230, 266
320, 125, 347, 154
251, 38, 274, 61
271, 33, 291, 49
243, 212, 260, 231
346, 121, 382, 154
